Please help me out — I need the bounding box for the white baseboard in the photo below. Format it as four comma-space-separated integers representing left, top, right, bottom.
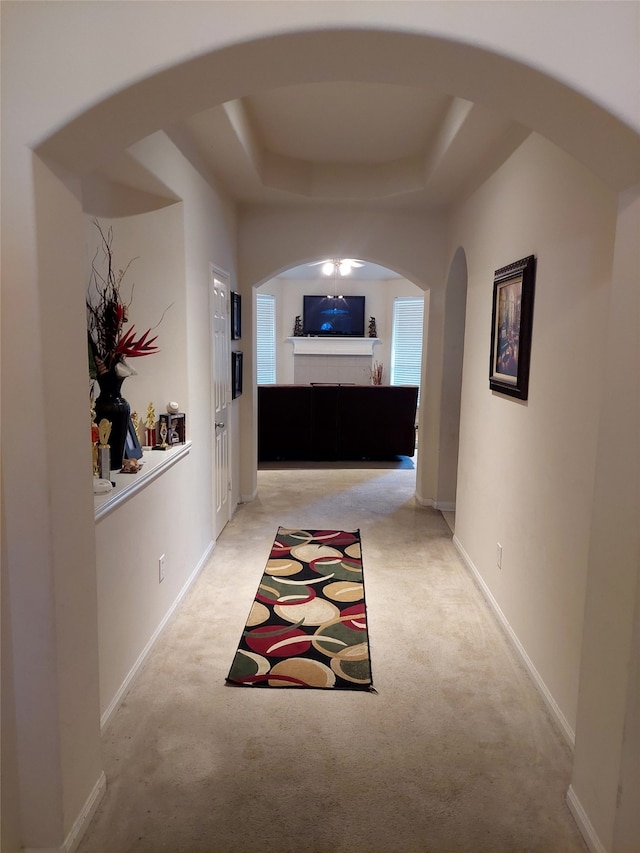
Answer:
453, 535, 575, 749
24, 771, 107, 853
567, 786, 607, 853
240, 487, 258, 503
100, 540, 215, 730
413, 493, 456, 513
63, 771, 107, 852
414, 492, 434, 507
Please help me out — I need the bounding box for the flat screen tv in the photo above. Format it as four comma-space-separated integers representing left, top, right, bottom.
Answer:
302, 295, 365, 337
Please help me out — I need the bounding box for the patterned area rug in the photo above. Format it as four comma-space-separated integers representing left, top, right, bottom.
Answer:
226, 528, 374, 690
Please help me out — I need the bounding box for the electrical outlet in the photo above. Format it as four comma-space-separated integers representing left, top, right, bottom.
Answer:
159, 554, 165, 583
496, 543, 503, 569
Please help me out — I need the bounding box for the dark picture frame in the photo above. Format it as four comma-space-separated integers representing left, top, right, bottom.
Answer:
231, 291, 241, 340
232, 350, 243, 399
489, 255, 536, 400
123, 416, 143, 460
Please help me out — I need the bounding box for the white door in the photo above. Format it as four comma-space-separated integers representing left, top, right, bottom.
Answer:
210, 267, 231, 539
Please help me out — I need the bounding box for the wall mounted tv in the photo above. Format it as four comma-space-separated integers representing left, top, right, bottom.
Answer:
302, 295, 365, 337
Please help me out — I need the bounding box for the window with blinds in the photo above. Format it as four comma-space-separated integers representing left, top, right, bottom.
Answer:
390, 297, 424, 401
256, 293, 276, 384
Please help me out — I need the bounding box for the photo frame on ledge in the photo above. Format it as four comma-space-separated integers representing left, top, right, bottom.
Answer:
231, 291, 241, 340
232, 350, 243, 399
489, 255, 536, 400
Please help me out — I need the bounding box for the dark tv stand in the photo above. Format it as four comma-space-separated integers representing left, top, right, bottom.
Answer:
258, 384, 418, 461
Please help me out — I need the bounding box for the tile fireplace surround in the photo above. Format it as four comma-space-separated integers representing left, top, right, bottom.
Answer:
287, 336, 380, 385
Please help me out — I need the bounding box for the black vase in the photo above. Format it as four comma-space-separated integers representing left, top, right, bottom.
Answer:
94, 372, 130, 470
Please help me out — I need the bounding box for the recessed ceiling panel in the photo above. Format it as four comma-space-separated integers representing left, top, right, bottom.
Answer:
245, 82, 450, 164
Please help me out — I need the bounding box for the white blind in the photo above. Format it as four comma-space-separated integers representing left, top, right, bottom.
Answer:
256, 293, 276, 384
390, 297, 424, 398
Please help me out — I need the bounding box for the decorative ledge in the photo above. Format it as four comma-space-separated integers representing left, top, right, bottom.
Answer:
286, 337, 380, 356
94, 441, 192, 522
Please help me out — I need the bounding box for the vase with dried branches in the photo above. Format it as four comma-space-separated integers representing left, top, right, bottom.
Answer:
87, 220, 166, 468
370, 361, 384, 385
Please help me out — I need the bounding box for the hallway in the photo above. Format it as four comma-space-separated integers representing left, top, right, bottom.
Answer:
77, 466, 586, 853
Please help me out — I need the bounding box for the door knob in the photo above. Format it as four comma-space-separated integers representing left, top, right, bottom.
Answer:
215, 422, 225, 429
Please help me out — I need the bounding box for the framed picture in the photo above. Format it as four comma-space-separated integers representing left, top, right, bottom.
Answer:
231, 291, 241, 340
124, 416, 143, 459
232, 350, 243, 399
489, 255, 536, 400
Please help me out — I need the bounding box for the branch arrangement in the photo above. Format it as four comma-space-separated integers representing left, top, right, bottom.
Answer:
370, 361, 384, 385
86, 220, 166, 378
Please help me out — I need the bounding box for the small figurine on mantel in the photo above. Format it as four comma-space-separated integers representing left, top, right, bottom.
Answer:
368, 316, 378, 338
293, 315, 303, 337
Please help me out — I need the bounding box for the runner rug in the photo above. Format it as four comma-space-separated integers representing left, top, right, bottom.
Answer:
226, 528, 373, 690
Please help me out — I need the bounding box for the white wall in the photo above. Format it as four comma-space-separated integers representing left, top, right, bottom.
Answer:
569, 182, 640, 852
450, 132, 617, 739
84, 206, 188, 423
83, 133, 238, 723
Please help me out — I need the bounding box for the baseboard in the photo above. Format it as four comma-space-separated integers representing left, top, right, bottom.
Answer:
414, 492, 434, 507
414, 493, 456, 513
24, 771, 107, 853
566, 786, 607, 853
453, 535, 576, 749
240, 487, 258, 503
100, 540, 215, 730
63, 771, 107, 852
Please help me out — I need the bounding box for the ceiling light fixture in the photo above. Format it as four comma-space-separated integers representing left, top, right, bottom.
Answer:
322, 258, 360, 277
325, 258, 344, 299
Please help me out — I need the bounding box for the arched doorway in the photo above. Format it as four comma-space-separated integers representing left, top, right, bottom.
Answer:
254, 258, 425, 473
436, 247, 468, 517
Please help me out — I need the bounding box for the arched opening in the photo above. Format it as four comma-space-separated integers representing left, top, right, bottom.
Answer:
436, 247, 468, 519
254, 258, 425, 474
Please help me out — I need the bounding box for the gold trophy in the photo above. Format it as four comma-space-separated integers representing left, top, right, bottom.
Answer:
144, 403, 156, 448
97, 418, 112, 478
155, 419, 169, 450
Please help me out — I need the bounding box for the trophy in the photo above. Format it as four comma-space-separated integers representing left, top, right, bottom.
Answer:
91, 401, 99, 477
97, 418, 112, 478
144, 403, 156, 448
153, 419, 168, 450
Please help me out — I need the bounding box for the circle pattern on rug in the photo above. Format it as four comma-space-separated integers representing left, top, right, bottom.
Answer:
226, 528, 373, 690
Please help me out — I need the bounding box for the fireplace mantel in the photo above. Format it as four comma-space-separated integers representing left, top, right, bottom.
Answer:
286, 337, 380, 356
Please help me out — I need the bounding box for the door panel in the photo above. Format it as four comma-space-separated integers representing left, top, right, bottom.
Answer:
210, 268, 231, 539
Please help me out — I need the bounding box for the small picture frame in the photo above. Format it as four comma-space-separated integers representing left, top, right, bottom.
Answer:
489, 255, 536, 400
232, 350, 243, 399
231, 291, 241, 340
124, 415, 143, 459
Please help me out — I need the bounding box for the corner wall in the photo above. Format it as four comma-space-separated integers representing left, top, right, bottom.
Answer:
86, 133, 238, 721
449, 133, 617, 739
569, 182, 640, 852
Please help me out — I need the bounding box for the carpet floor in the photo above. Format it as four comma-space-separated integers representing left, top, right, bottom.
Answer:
77, 465, 587, 853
